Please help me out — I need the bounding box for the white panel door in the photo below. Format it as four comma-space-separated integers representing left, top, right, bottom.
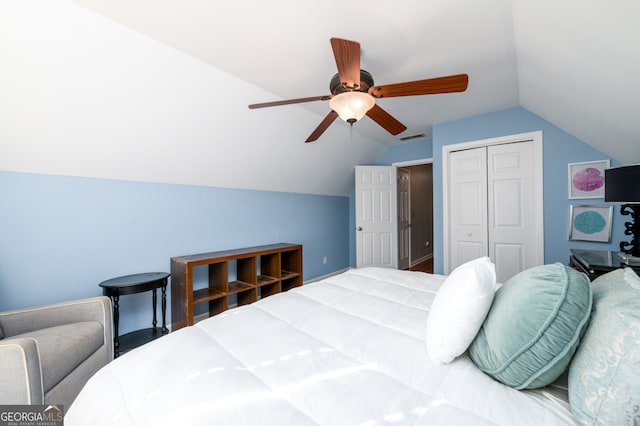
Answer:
397, 168, 411, 270
487, 141, 539, 283
448, 147, 489, 268
355, 166, 398, 269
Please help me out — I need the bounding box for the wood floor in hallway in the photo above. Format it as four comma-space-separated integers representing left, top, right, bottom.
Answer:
409, 257, 433, 274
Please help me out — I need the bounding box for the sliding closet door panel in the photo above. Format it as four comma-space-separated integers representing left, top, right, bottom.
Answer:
487, 142, 537, 283
449, 147, 488, 269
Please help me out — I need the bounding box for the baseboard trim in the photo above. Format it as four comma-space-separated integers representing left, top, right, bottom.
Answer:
411, 254, 433, 267
304, 267, 351, 284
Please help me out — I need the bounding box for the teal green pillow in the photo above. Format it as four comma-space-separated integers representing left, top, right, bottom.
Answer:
469, 263, 592, 389
568, 268, 640, 425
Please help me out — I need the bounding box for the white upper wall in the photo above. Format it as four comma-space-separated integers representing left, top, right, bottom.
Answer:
2, 0, 638, 197
0, 1, 383, 196
512, 0, 640, 163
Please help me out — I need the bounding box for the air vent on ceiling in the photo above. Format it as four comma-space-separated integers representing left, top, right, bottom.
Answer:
398, 133, 426, 141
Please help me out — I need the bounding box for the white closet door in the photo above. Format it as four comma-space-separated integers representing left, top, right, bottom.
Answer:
487, 141, 538, 283
449, 147, 489, 268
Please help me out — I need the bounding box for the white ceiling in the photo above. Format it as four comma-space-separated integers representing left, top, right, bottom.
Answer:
6, 0, 636, 196
70, 0, 520, 146
69, 0, 639, 165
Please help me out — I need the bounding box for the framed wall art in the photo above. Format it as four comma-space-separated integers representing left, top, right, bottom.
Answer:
568, 159, 610, 199
569, 205, 613, 242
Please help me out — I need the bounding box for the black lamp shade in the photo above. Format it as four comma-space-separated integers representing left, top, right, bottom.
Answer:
604, 165, 640, 203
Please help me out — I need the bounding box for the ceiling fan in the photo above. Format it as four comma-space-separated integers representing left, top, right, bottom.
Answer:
248, 37, 469, 143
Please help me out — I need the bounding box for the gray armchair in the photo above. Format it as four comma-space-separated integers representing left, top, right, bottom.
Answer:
0, 296, 113, 411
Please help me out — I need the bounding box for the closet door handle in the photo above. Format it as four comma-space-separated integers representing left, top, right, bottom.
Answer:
357, 226, 363, 231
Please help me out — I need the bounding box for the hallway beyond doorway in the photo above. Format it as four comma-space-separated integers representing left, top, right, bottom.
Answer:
409, 257, 433, 274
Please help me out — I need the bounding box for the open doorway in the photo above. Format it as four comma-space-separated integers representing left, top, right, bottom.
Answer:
353, 161, 434, 272
393, 160, 434, 273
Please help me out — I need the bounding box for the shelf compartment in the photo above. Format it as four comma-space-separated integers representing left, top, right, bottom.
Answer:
193, 287, 226, 305
281, 250, 302, 276
281, 278, 301, 292
236, 257, 257, 286
257, 275, 278, 287
228, 280, 256, 294
208, 262, 228, 295
229, 279, 257, 307
260, 282, 281, 298
237, 290, 257, 306
209, 298, 228, 317
281, 270, 300, 280
260, 253, 280, 278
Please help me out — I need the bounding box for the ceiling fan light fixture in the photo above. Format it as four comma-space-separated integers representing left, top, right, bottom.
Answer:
329, 91, 375, 124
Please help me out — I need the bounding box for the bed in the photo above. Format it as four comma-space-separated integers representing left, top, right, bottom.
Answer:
65, 264, 640, 425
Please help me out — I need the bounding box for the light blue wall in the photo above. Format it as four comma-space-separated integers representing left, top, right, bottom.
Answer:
374, 138, 433, 165
432, 107, 624, 273
349, 107, 625, 273
0, 171, 350, 333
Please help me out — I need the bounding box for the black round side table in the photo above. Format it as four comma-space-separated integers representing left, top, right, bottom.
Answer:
99, 272, 170, 357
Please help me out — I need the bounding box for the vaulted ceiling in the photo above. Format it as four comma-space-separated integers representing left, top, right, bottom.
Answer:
70, 0, 639, 160
3, 1, 638, 196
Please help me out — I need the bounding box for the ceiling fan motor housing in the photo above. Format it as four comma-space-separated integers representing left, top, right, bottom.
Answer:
330, 70, 375, 94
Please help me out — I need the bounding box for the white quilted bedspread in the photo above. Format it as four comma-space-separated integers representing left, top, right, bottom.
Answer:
66, 267, 574, 425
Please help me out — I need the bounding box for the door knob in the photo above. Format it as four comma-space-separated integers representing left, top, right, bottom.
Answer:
466, 232, 472, 236
357, 226, 363, 231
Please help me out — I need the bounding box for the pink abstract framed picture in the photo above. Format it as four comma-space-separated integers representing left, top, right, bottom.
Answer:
568, 159, 610, 199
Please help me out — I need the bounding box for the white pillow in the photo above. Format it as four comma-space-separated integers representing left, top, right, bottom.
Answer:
425, 257, 497, 364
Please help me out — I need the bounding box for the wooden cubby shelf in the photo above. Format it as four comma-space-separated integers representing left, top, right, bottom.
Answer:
170, 243, 302, 331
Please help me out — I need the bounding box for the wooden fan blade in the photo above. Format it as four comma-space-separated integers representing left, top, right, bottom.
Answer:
330, 38, 361, 89
366, 104, 407, 135
306, 110, 339, 143
369, 74, 469, 98
249, 95, 331, 109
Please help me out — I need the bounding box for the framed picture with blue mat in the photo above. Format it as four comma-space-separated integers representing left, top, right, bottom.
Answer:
569, 205, 613, 242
